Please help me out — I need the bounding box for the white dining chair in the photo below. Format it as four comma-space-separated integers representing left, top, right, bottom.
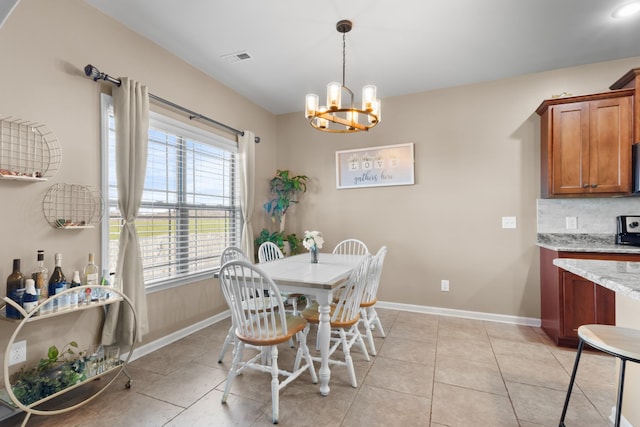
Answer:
258, 241, 306, 317
332, 238, 369, 255
297, 253, 372, 388
258, 241, 284, 263
219, 260, 317, 424
221, 246, 249, 265
358, 246, 387, 356
217, 246, 277, 363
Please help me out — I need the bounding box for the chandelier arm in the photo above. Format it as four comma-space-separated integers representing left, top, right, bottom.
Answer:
313, 108, 379, 131
310, 121, 365, 133
342, 85, 355, 109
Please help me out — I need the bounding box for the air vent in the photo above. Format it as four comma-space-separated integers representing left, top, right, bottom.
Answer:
221, 51, 253, 64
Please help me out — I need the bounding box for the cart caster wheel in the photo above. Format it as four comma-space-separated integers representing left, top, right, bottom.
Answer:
125, 380, 132, 389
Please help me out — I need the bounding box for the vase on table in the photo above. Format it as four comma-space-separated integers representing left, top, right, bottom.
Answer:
310, 245, 319, 263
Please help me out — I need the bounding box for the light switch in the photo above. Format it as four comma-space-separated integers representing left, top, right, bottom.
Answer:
501, 216, 517, 229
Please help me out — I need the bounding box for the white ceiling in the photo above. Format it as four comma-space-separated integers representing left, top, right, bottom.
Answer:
85, 0, 640, 115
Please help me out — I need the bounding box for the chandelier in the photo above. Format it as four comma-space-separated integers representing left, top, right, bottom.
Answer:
304, 20, 381, 133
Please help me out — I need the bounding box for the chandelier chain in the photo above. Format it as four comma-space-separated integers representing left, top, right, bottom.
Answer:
342, 31, 346, 88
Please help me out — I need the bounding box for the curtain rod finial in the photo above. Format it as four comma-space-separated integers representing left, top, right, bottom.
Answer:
84, 64, 101, 80
84, 63, 121, 86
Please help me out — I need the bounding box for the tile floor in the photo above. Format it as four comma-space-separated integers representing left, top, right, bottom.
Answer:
1, 308, 618, 426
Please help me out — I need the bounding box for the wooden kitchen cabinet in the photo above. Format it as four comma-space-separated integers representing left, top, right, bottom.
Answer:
609, 67, 640, 144
536, 90, 634, 198
539, 248, 640, 347
560, 271, 615, 339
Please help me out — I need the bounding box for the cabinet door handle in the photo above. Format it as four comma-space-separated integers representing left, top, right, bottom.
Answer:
583, 184, 589, 188
591, 184, 597, 188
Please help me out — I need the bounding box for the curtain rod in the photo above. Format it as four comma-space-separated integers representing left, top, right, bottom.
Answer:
84, 64, 260, 143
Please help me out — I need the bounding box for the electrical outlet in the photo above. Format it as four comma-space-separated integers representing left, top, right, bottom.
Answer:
441, 279, 450, 292
9, 340, 26, 366
501, 216, 517, 229
566, 216, 578, 229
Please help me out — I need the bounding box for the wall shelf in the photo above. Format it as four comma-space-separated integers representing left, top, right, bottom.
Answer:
0, 116, 61, 181
42, 183, 103, 229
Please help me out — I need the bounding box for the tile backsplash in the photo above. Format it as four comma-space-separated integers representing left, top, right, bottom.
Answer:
537, 198, 640, 234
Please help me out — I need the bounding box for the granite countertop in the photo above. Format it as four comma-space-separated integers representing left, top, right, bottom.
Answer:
552, 258, 640, 301
537, 233, 640, 254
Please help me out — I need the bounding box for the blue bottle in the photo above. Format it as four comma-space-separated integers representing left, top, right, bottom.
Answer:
47, 253, 66, 311
6, 259, 25, 319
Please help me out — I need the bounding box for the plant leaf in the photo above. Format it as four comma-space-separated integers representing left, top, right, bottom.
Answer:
48, 346, 59, 361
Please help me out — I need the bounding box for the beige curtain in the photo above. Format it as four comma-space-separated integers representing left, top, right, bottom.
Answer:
238, 131, 255, 260
102, 77, 150, 345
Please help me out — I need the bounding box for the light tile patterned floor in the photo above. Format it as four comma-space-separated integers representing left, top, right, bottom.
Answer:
1, 309, 617, 426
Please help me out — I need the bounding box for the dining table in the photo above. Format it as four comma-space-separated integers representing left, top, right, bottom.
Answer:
254, 252, 364, 396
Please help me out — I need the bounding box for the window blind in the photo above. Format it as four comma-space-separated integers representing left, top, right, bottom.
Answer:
103, 101, 240, 290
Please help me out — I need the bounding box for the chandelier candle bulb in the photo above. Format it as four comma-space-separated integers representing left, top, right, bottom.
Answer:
305, 94, 319, 119
347, 110, 358, 127
318, 106, 329, 129
362, 85, 377, 111
371, 99, 381, 123
327, 82, 342, 110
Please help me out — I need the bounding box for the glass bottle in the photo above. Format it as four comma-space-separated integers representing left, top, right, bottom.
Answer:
100, 269, 111, 301
48, 253, 67, 311
22, 278, 39, 315
69, 270, 81, 308
84, 253, 99, 301
6, 259, 25, 319
32, 250, 48, 303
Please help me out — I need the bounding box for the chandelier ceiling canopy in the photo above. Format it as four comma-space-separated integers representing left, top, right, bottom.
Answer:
304, 20, 381, 133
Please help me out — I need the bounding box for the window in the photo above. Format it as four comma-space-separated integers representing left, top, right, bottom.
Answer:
101, 95, 240, 291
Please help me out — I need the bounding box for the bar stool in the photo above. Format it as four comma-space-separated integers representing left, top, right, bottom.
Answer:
559, 324, 640, 427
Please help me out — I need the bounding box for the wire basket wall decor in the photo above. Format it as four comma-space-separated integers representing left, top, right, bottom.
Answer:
0, 115, 62, 181
42, 183, 104, 229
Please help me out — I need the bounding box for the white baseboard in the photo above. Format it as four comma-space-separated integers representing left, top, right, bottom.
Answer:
376, 301, 542, 327
610, 406, 634, 427
124, 303, 541, 363
122, 309, 230, 363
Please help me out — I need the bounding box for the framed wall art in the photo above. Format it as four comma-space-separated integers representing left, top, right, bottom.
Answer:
335, 143, 414, 189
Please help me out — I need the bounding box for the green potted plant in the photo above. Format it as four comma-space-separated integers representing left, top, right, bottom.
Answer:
10, 341, 86, 405
259, 170, 309, 255
255, 229, 285, 251
263, 170, 309, 233
254, 230, 302, 260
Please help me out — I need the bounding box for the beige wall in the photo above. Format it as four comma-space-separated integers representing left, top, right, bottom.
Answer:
2, 0, 640, 377
276, 56, 640, 320
0, 0, 276, 372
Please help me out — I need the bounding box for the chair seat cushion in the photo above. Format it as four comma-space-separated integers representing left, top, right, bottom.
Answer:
236, 314, 307, 346
578, 324, 640, 362
301, 302, 359, 329
360, 298, 377, 308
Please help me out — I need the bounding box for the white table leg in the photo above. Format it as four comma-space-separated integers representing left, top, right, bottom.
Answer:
316, 292, 332, 396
